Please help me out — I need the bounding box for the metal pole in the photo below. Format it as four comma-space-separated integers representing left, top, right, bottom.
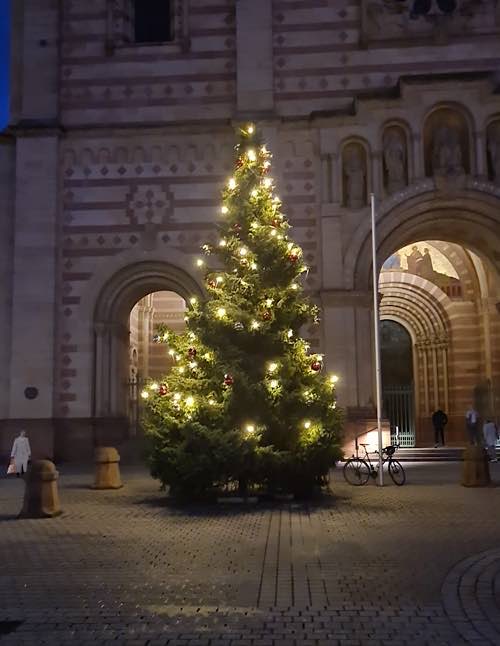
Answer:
371, 193, 384, 486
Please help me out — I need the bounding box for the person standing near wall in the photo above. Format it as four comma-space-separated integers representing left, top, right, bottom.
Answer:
482, 420, 498, 462
432, 409, 448, 447
465, 406, 480, 445
10, 430, 31, 477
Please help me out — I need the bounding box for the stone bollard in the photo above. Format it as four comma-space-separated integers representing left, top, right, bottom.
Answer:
93, 446, 123, 489
461, 446, 491, 487
19, 460, 62, 518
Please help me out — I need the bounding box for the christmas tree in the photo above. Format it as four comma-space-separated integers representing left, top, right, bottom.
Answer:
141, 124, 343, 500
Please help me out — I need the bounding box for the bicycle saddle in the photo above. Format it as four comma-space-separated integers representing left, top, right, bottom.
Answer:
383, 446, 396, 456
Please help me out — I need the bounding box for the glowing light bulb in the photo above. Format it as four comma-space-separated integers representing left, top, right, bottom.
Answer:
215, 275, 224, 284
251, 189, 258, 198
216, 307, 226, 318
268, 362, 278, 373
287, 329, 293, 338
141, 390, 149, 399
265, 298, 273, 307
247, 149, 256, 162
261, 145, 268, 153
228, 177, 237, 190
203, 352, 212, 361
269, 379, 279, 389
221, 205, 229, 215
270, 230, 277, 237
250, 220, 259, 229
185, 395, 195, 407
239, 247, 248, 256
196, 258, 204, 267
250, 320, 260, 330
219, 239, 227, 247
304, 420, 311, 429
330, 374, 339, 384
263, 161, 271, 169
208, 398, 216, 406
149, 382, 159, 391
291, 283, 298, 290
273, 196, 280, 203
263, 178, 273, 188
246, 424, 255, 433
247, 124, 254, 134
178, 366, 185, 374
168, 349, 175, 357
250, 262, 258, 270
162, 332, 169, 340
189, 297, 197, 305
173, 393, 181, 401
189, 361, 197, 369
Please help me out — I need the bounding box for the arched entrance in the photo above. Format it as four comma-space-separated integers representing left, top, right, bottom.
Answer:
347, 187, 500, 446
380, 320, 415, 447
93, 261, 203, 441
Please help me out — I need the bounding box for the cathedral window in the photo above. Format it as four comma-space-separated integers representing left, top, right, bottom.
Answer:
133, 0, 174, 44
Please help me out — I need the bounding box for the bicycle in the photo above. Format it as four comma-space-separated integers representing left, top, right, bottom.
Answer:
343, 438, 406, 486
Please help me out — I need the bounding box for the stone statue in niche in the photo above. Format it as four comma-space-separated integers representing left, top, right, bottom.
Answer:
487, 123, 500, 186
383, 130, 407, 194
432, 126, 465, 177
344, 146, 366, 208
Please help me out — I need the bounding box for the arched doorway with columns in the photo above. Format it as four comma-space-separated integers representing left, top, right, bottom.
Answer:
338, 185, 500, 447
92, 261, 203, 447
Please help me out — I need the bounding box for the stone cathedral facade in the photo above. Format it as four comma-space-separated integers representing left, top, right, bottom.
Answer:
1, 0, 500, 460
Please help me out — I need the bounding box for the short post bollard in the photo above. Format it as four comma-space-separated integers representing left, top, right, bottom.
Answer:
461, 445, 491, 487
93, 446, 123, 489
19, 460, 62, 518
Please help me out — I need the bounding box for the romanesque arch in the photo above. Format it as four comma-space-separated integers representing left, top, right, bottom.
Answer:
93, 261, 203, 420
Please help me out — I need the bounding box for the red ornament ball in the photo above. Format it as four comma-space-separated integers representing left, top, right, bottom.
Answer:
223, 373, 234, 387
208, 279, 217, 289
232, 223, 242, 232
158, 383, 169, 396
261, 310, 272, 321
188, 347, 197, 358
289, 252, 299, 263
310, 359, 322, 372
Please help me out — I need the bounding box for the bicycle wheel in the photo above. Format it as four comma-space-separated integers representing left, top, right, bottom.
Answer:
343, 459, 370, 486
388, 459, 406, 486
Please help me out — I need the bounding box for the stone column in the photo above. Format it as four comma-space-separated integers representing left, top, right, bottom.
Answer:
8, 133, 59, 424
94, 322, 112, 417
0, 137, 15, 421
236, 0, 274, 115
330, 152, 341, 204
474, 130, 487, 179
411, 133, 424, 180
371, 151, 383, 198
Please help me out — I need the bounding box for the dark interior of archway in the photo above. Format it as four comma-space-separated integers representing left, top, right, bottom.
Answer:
381, 320, 413, 387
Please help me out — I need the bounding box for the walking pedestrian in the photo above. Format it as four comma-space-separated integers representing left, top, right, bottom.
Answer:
432, 409, 448, 447
465, 406, 480, 445
10, 430, 31, 477
482, 419, 498, 462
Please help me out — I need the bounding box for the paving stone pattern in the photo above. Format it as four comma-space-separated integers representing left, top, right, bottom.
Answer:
0, 463, 499, 645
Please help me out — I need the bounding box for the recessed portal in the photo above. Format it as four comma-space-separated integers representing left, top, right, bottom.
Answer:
128, 291, 186, 434
380, 320, 415, 447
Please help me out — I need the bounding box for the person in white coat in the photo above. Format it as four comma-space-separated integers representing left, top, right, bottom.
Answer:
483, 420, 498, 463
10, 430, 31, 476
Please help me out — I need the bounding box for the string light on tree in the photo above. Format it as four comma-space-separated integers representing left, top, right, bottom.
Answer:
140, 123, 342, 501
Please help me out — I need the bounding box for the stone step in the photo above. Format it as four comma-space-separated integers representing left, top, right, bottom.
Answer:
394, 447, 500, 462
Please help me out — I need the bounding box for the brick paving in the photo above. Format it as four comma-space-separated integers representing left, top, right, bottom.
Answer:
0, 462, 499, 645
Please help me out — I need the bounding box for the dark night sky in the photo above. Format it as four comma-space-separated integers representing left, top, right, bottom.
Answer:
0, 0, 9, 129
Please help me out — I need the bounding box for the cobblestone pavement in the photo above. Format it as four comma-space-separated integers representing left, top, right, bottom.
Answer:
1, 462, 500, 645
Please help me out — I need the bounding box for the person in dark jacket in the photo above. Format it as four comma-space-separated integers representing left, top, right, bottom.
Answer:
432, 409, 448, 447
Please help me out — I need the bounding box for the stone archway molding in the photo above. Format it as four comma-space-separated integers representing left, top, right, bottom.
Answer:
91, 254, 204, 419
344, 179, 500, 291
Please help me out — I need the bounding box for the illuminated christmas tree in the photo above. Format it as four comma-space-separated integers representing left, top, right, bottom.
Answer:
142, 125, 342, 500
